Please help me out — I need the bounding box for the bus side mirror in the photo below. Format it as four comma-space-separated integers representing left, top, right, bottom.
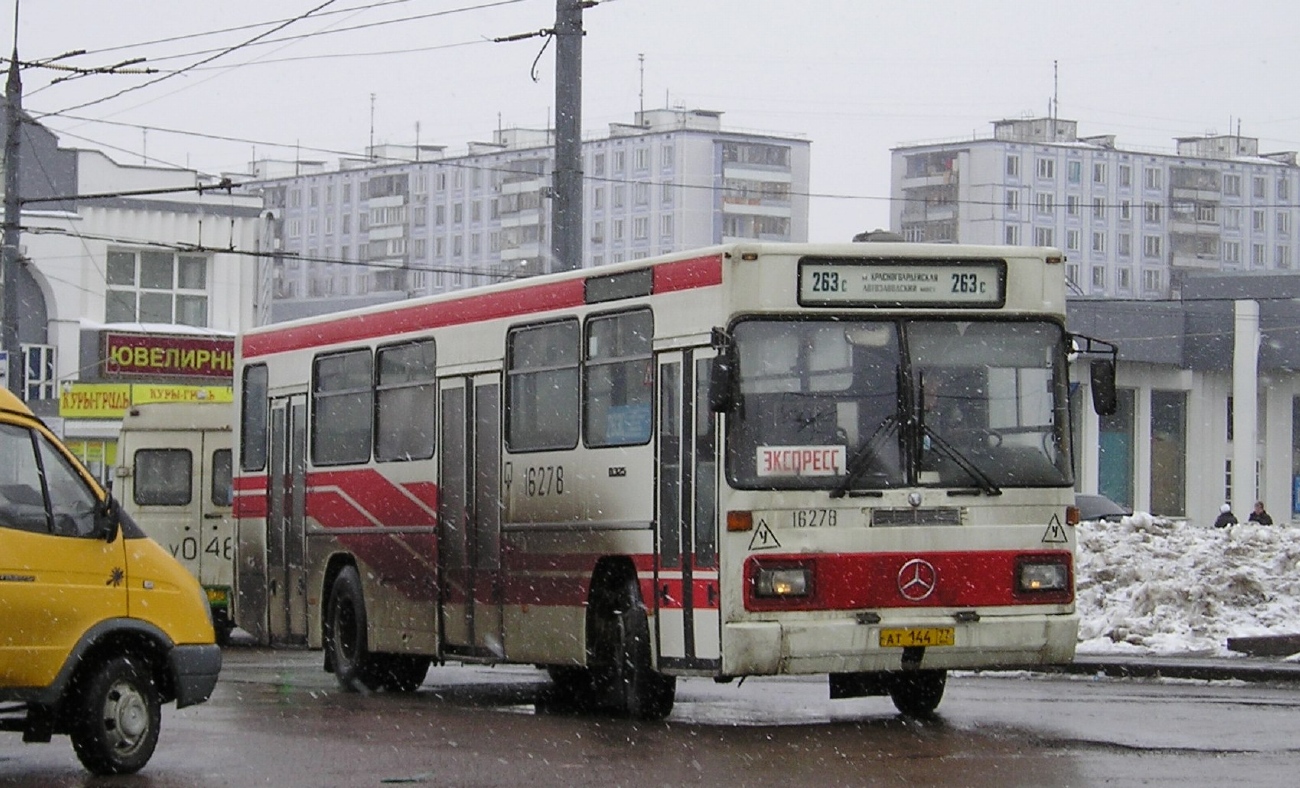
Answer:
709, 352, 737, 413
1090, 359, 1117, 416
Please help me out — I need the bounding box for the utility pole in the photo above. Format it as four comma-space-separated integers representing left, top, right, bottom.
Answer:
550, 0, 586, 273
2, 20, 23, 396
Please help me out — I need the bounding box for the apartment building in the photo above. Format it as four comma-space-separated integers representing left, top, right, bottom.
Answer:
891, 117, 1300, 298
243, 108, 811, 322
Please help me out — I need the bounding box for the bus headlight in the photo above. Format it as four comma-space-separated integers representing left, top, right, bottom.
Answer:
1017, 560, 1069, 593
754, 566, 812, 598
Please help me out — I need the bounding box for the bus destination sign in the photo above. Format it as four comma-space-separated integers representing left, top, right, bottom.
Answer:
798, 258, 1006, 308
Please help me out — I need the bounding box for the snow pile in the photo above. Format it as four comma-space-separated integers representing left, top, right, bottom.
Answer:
1075, 513, 1300, 656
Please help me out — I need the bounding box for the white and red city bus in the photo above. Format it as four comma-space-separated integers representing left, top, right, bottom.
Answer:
232, 241, 1116, 718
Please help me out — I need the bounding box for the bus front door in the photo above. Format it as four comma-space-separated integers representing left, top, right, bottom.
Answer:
266, 395, 309, 646
656, 348, 721, 671
437, 375, 503, 659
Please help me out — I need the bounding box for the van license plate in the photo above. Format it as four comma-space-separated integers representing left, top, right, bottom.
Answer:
879, 627, 954, 648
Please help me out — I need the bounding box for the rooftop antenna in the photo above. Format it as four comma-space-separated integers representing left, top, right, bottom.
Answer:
638, 53, 644, 116
415, 121, 420, 161
369, 93, 376, 160
1053, 59, 1058, 121
142, 128, 147, 165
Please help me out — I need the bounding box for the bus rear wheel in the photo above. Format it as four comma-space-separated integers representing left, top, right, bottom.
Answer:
328, 566, 429, 693
889, 670, 946, 717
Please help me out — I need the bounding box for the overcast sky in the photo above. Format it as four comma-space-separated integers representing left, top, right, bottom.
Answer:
13, 0, 1300, 242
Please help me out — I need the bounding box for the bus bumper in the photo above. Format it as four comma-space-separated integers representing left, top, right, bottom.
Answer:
721, 614, 1078, 677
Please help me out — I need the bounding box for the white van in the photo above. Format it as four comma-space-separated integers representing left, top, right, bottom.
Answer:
115, 402, 236, 644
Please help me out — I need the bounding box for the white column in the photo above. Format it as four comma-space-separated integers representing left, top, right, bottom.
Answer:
1231, 300, 1260, 515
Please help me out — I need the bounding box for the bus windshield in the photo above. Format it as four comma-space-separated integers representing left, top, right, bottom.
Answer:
725, 318, 1073, 492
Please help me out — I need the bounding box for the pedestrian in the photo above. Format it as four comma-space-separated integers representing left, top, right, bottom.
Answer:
1213, 503, 1238, 529
1247, 501, 1274, 525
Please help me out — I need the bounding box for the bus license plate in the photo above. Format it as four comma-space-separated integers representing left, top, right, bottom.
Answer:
879, 627, 955, 648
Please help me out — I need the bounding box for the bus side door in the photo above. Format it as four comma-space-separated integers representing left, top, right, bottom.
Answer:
655, 348, 721, 671
266, 395, 308, 645
437, 374, 503, 659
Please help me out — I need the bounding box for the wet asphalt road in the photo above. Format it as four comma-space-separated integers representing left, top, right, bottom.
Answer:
3, 646, 1299, 786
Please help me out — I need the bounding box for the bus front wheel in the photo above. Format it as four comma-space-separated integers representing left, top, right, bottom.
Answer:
593, 579, 675, 720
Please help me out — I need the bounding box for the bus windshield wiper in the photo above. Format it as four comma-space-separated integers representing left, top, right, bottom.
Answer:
920, 425, 1002, 496
830, 416, 898, 499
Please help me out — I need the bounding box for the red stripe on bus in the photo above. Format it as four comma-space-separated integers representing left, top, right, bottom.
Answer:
652, 577, 720, 611
744, 550, 1073, 611
653, 254, 723, 293
233, 476, 266, 491
232, 492, 267, 519
309, 469, 437, 527
243, 278, 586, 357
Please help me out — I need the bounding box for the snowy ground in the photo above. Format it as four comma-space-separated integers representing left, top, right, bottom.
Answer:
1076, 513, 1300, 658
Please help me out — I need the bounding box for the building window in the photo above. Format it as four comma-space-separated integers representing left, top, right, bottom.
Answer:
106, 249, 209, 327
1143, 235, 1163, 259
1004, 224, 1020, 244
613, 185, 626, 209
1144, 167, 1163, 191
661, 182, 674, 205
1005, 189, 1020, 212
1092, 163, 1107, 184
1035, 192, 1054, 215
1006, 155, 1020, 178
1118, 164, 1132, 188
661, 145, 674, 169
1037, 158, 1055, 179
633, 148, 649, 171
1253, 176, 1267, 199
612, 218, 625, 241
1253, 209, 1266, 232
22, 344, 55, 401
1117, 268, 1132, 290
613, 150, 626, 173
660, 214, 673, 239
633, 182, 649, 205
1065, 229, 1080, 252
1066, 262, 1080, 289
1253, 243, 1267, 267
1223, 173, 1241, 197
1223, 240, 1241, 265
1277, 212, 1291, 235
1276, 246, 1292, 269
1119, 199, 1132, 221
1092, 197, 1106, 220
1224, 207, 1241, 230
1144, 202, 1162, 223
1067, 160, 1082, 184
1117, 233, 1132, 258
1091, 266, 1106, 288
1279, 179, 1291, 201
1066, 195, 1080, 217
1143, 269, 1162, 292
1034, 227, 1054, 246
1092, 231, 1107, 254
593, 153, 605, 176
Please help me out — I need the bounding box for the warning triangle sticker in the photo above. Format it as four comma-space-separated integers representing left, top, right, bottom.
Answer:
1042, 514, 1069, 544
748, 520, 781, 551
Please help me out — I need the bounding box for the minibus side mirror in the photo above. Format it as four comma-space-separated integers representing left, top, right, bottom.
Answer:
1090, 359, 1117, 416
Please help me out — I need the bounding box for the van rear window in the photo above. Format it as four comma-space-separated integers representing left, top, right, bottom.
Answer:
133, 449, 192, 506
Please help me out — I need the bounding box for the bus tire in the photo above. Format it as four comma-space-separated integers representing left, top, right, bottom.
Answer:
371, 655, 430, 693
328, 565, 375, 692
598, 579, 675, 720
888, 669, 946, 717
68, 656, 161, 776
